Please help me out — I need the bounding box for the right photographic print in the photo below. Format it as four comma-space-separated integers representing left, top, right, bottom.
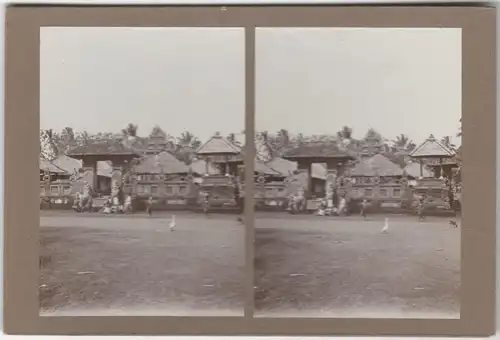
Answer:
253, 28, 462, 319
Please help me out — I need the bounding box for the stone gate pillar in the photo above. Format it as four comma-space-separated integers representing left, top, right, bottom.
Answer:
111, 165, 123, 197
82, 159, 97, 194
325, 169, 337, 208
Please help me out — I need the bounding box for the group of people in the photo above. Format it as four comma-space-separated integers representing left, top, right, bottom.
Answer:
313, 195, 349, 216
100, 194, 133, 215
72, 192, 93, 212
71, 182, 93, 212
309, 193, 429, 221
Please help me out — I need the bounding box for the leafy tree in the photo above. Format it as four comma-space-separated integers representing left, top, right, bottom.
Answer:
40, 129, 59, 160
150, 125, 167, 138
392, 134, 409, 149
178, 131, 201, 149
337, 126, 353, 141
122, 123, 138, 137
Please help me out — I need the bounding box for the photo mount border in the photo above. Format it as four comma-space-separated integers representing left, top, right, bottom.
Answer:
4, 5, 496, 336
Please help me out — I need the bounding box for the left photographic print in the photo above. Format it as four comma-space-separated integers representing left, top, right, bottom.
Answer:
39, 27, 246, 316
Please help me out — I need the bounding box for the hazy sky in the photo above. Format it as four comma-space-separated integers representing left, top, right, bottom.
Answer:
256, 27, 462, 144
40, 27, 245, 142
41, 27, 461, 145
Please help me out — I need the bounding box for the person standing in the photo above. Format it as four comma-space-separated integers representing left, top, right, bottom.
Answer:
417, 194, 425, 221
146, 196, 153, 217
234, 178, 244, 221
360, 199, 368, 218
202, 191, 210, 216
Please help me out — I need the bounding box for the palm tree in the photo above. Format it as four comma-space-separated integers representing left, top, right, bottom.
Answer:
365, 128, 382, 141
40, 129, 59, 160
61, 127, 75, 141
272, 129, 291, 156
150, 125, 166, 138
122, 123, 138, 137
190, 139, 202, 150
254, 131, 274, 161
178, 131, 201, 148
277, 129, 290, 146
173, 131, 201, 164
295, 133, 305, 146
58, 127, 76, 154
75, 131, 90, 146
337, 126, 353, 140
406, 142, 417, 152
392, 134, 409, 149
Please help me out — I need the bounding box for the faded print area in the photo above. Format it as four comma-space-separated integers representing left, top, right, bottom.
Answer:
39, 27, 246, 316
253, 28, 461, 318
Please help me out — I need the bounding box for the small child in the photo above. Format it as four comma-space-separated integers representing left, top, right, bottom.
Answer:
146, 196, 153, 217
315, 199, 327, 216
102, 198, 112, 214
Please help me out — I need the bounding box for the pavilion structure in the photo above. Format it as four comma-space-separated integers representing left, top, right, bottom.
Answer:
281, 142, 356, 198
409, 134, 458, 213
195, 132, 243, 176
67, 140, 142, 196
409, 134, 456, 179
348, 153, 408, 211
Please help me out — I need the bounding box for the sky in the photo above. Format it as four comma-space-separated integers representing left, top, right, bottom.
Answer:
41, 27, 461, 146
40, 27, 246, 142
256, 27, 462, 145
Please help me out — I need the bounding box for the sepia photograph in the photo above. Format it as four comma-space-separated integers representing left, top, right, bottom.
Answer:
39, 27, 246, 316
253, 28, 462, 318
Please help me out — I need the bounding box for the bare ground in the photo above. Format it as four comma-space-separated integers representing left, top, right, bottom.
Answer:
39, 212, 244, 316
254, 215, 460, 318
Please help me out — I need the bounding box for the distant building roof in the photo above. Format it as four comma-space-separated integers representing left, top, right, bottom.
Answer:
413, 178, 447, 190
404, 162, 433, 178
189, 158, 220, 175
67, 140, 141, 158
40, 155, 81, 174
281, 142, 355, 160
266, 157, 298, 176
40, 155, 112, 177
410, 134, 455, 158
351, 154, 403, 177
132, 151, 190, 174
196, 133, 242, 155
311, 163, 327, 180
255, 160, 283, 176
265, 157, 326, 180
96, 161, 113, 178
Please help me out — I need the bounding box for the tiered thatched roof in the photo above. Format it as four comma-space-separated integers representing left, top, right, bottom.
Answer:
410, 134, 455, 158
282, 142, 355, 161
351, 154, 403, 177
132, 151, 190, 174
189, 159, 220, 175
265, 157, 327, 180
39, 155, 113, 177
403, 162, 433, 178
196, 133, 242, 156
67, 139, 141, 158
